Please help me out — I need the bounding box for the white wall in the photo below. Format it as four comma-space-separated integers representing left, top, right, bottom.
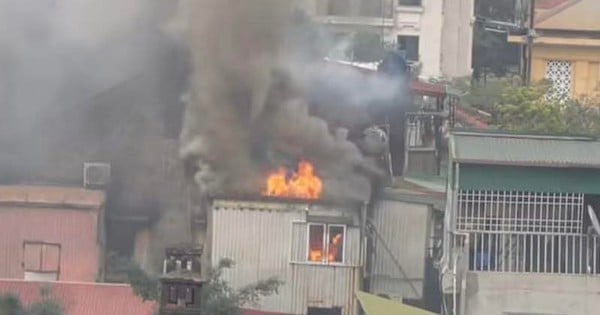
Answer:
417, 0, 443, 78
441, 0, 474, 78
464, 272, 600, 315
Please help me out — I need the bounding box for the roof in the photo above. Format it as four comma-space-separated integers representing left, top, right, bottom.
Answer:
0, 280, 156, 315
0, 186, 105, 209
450, 130, 600, 168
536, 0, 600, 32
322, 59, 449, 97
382, 177, 446, 209
537, 0, 572, 10
356, 291, 436, 315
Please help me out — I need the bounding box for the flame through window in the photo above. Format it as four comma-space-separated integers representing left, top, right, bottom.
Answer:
308, 224, 345, 263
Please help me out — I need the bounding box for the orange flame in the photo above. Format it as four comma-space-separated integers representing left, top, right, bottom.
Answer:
263, 161, 323, 199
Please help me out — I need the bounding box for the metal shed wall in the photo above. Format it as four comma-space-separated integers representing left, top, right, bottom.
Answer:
370, 199, 432, 300
211, 201, 362, 315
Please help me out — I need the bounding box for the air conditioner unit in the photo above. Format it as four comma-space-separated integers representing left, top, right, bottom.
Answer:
84, 163, 111, 189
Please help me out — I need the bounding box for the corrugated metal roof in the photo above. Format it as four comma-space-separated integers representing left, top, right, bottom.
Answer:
0, 186, 105, 209
450, 131, 600, 168
0, 280, 156, 315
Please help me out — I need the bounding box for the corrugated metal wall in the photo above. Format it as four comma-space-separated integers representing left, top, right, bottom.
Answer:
0, 206, 101, 282
211, 201, 361, 315
370, 199, 431, 300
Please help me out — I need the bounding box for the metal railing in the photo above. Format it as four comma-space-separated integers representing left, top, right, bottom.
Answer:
456, 190, 584, 235
464, 232, 600, 275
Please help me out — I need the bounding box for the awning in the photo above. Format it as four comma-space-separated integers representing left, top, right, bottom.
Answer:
356, 291, 437, 315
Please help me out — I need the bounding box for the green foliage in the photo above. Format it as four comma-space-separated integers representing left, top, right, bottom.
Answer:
0, 294, 24, 315
493, 82, 600, 135
453, 76, 519, 112
125, 257, 282, 315
126, 262, 160, 302
0, 289, 64, 315
202, 258, 282, 315
453, 76, 600, 135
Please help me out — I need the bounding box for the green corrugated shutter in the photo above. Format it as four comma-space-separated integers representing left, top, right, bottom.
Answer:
459, 164, 600, 194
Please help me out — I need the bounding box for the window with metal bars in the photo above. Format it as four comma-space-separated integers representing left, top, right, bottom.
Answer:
456, 190, 584, 235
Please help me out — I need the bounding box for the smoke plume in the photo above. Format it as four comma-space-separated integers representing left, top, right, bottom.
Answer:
180, 0, 395, 202
0, 0, 189, 258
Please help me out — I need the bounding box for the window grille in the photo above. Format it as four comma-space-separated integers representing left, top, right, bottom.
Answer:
464, 232, 600, 275
546, 60, 572, 100
456, 191, 584, 235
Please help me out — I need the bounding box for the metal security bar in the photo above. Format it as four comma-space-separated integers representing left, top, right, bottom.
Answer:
456, 190, 584, 235
467, 232, 600, 275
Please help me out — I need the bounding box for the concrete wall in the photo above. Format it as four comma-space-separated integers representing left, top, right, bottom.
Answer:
415, 0, 442, 78
441, 0, 474, 78
531, 44, 600, 98
464, 272, 600, 315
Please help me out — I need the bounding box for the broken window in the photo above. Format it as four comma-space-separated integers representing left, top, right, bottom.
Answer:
307, 224, 345, 264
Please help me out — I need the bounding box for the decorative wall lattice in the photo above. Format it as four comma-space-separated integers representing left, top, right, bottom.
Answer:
545, 60, 572, 100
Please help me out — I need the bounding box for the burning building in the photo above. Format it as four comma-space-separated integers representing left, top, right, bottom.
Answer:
209, 198, 365, 315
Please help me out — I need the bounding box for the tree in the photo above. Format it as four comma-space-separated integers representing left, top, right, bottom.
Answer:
493, 81, 600, 134
0, 289, 64, 315
126, 258, 282, 315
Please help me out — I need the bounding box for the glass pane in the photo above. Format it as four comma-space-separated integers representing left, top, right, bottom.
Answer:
308, 225, 325, 262
23, 243, 42, 271
328, 226, 345, 263
42, 244, 60, 272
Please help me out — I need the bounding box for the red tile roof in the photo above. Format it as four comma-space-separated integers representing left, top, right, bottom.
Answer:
0, 280, 156, 315
0, 186, 105, 282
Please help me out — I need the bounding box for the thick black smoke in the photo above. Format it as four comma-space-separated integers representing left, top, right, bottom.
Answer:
180, 0, 406, 202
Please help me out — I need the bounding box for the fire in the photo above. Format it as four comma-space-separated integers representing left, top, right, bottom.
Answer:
263, 161, 323, 199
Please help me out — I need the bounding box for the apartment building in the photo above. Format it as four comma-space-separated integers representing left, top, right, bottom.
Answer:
300, 0, 474, 79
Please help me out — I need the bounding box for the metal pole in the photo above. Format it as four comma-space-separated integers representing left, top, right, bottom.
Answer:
525, 0, 535, 85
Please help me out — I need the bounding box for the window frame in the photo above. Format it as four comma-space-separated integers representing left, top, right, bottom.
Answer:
22, 241, 61, 276
396, 35, 420, 62
398, 0, 422, 6
306, 223, 347, 265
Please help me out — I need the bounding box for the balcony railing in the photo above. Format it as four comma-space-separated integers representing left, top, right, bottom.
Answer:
455, 232, 600, 275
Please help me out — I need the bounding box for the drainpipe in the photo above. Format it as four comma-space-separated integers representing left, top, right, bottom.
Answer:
459, 234, 469, 315
451, 232, 469, 315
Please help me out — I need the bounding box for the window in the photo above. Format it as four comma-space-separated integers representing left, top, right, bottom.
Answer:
307, 224, 345, 264
23, 242, 60, 280
168, 285, 178, 304
545, 60, 572, 100
397, 35, 419, 62
398, 0, 422, 6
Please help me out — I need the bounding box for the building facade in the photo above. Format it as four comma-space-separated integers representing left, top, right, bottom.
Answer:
442, 130, 600, 315
509, 0, 600, 99
209, 199, 364, 315
0, 186, 106, 282
301, 0, 474, 79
